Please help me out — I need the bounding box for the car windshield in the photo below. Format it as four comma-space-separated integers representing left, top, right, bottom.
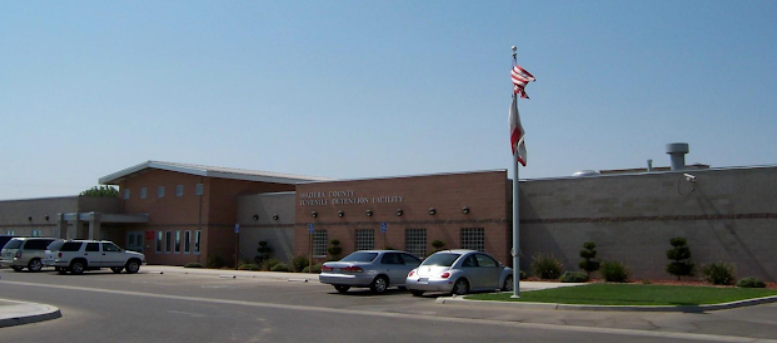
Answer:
47, 240, 65, 251
3, 239, 22, 249
340, 252, 378, 262
421, 253, 461, 267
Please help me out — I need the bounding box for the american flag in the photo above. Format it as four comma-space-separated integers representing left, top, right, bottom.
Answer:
511, 64, 535, 99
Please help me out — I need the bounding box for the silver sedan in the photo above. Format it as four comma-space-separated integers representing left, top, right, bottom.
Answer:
405, 250, 513, 296
320, 250, 423, 294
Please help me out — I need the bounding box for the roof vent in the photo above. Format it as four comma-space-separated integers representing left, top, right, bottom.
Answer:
666, 143, 689, 171
572, 170, 600, 177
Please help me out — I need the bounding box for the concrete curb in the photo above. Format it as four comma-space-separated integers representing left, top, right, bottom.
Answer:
435, 294, 777, 312
142, 266, 321, 282
0, 301, 62, 328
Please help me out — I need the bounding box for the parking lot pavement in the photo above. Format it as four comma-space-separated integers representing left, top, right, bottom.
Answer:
0, 298, 61, 328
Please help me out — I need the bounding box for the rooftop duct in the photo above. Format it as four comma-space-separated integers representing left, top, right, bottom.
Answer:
666, 143, 689, 171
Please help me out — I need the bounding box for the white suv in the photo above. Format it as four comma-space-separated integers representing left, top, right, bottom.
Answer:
44, 240, 145, 275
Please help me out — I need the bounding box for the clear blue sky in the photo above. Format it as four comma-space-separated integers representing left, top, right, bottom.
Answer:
2, 1, 776, 200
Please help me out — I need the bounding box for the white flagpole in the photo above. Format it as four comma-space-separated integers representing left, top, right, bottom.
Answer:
511, 46, 521, 298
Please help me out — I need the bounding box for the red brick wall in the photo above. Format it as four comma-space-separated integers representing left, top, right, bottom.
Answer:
294, 171, 511, 264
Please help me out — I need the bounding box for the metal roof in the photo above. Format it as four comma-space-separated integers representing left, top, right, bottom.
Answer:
98, 161, 332, 185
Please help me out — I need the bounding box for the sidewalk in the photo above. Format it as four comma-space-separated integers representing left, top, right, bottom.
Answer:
0, 298, 61, 328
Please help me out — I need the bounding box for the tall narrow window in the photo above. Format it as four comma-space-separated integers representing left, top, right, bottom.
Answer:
5, 230, 14, 235
405, 228, 427, 258
176, 185, 184, 197
158, 186, 165, 198
312, 230, 328, 257
174, 231, 181, 253
194, 230, 201, 254
140, 187, 147, 199
184, 231, 191, 254
165, 231, 172, 253
124, 189, 130, 199
355, 229, 375, 251
195, 183, 204, 196
156, 231, 163, 254
31, 229, 42, 237
460, 228, 485, 252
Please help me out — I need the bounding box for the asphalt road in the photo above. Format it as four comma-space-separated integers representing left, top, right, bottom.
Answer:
2, 268, 777, 343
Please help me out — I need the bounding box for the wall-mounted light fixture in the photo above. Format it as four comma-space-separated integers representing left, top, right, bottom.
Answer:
44, 215, 50, 221
396, 209, 403, 217
252, 214, 259, 221
27, 216, 32, 222
337, 210, 345, 218
462, 206, 470, 214
428, 208, 436, 215
365, 210, 373, 217
272, 214, 279, 221
311, 211, 318, 218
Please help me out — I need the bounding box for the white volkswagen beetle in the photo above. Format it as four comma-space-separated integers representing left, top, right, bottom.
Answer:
406, 250, 513, 296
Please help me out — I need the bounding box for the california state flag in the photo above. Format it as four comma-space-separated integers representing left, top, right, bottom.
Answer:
509, 94, 527, 166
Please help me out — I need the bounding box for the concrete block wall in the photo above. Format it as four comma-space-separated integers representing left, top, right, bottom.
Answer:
518, 166, 777, 281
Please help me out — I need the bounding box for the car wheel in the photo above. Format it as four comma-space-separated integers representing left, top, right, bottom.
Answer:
410, 290, 425, 297
111, 267, 124, 274
502, 275, 514, 292
28, 258, 43, 272
452, 278, 469, 295
125, 260, 140, 274
370, 276, 389, 294
11, 266, 23, 272
334, 285, 350, 294
70, 261, 85, 275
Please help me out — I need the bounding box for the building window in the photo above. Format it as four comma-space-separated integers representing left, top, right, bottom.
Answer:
355, 229, 374, 251
165, 231, 172, 253
461, 228, 485, 252
195, 183, 204, 196
312, 230, 328, 257
156, 231, 163, 254
184, 231, 191, 254
194, 230, 201, 254
405, 228, 427, 258
158, 186, 165, 198
124, 189, 130, 199
140, 187, 147, 199
176, 185, 183, 197
174, 231, 181, 253
6, 230, 14, 235
31, 229, 43, 237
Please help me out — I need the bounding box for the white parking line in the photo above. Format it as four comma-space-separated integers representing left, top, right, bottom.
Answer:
2, 280, 775, 343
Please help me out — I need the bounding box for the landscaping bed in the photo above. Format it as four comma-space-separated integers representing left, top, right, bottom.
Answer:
466, 283, 777, 306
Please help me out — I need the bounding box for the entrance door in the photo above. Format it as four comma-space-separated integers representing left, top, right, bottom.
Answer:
126, 231, 144, 252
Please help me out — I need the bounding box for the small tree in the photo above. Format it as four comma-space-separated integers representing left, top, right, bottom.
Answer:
327, 239, 342, 260
666, 237, 694, 280
578, 241, 600, 278
431, 240, 446, 252
80, 185, 119, 197
255, 241, 272, 264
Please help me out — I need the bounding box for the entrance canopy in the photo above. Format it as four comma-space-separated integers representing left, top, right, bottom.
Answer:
58, 212, 149, 240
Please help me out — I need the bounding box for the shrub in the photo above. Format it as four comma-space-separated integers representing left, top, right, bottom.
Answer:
302, 263, 323, 274
431, 240, 446, 252
291, 255, 310, 272
261, 258, 281, 271
530, 253, 564, 280
256, 241, 272, 264
737, 277, 766, 288
601, 261, 630, 282
578, 241, 600, 278
184, 262, 203, 269
519, 270, 528, 280
641, 279, 652, 285
666, 237, 694, 280
271, 263, 290, 272
560, 271, 588, 283
327, 240, 342, 260
238, 263, 261, 271
206, 254, 227, 269
702, 262, 736, 285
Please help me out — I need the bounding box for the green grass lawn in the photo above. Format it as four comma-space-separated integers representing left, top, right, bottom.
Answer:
466, 284, 777, 306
